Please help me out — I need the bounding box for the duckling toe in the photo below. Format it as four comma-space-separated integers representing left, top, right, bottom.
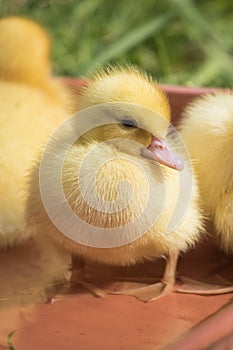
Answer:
69, 255, 105, 298
111, 280, 175, 302
71, 278, 105, 298
176, 276, 233, 295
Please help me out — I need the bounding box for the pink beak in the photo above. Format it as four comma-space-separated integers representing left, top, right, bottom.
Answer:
141, 136, 184, 171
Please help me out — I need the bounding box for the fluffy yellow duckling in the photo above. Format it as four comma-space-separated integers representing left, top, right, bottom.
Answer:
26, 67, 203, 301
179, 92, 233, 294
0, 16, 51, 92
0, 16, 73, 248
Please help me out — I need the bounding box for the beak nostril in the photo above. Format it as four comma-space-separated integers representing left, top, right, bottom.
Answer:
156, 144, 165, 150
153, 139, 165, 150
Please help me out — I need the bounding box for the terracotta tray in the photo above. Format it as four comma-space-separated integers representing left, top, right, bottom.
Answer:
0, 80, 232, 350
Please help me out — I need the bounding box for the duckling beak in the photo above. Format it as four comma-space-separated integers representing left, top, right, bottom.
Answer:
141, 136, 184, 171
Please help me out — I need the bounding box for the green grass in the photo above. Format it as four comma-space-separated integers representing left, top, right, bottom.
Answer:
7, 330, 16, 350
0, 0, 232, 87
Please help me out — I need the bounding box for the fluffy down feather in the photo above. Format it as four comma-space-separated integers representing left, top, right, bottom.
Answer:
179, 92, 233, 254
0, 16, 73, 248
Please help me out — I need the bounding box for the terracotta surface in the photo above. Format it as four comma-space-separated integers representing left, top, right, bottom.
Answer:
0, 79, 232, 350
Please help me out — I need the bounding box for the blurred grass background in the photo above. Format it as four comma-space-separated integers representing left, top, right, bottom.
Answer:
0, 0, 232, 87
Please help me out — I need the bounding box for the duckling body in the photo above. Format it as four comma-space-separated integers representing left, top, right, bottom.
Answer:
180, 93, 233, 254
0, 17, 73, 248
26, 67, 203, 301
179, 92, 233, 295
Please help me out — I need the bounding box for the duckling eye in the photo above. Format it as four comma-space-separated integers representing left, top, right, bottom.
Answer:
121, 118, 137, 128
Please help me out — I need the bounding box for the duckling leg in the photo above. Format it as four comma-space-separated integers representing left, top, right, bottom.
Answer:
112, 252, 179, 302
70, 255, 105, 298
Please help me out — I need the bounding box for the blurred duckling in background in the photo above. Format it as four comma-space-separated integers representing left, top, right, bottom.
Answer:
179, 92, 233, 294
26, 67, 204, 301
0, 16, 73, 248
0, 16, 64, 96
0, 16, 73, 303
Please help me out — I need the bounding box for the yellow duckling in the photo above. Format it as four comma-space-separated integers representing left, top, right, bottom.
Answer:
179, 92, 233, 294
0, 16, 53, 93
26, 67, 203, 301
0, 16, 73, 248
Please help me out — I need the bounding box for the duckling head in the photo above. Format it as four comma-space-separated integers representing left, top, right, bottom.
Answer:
77, 67, 183, 171
0, 16, 51, 86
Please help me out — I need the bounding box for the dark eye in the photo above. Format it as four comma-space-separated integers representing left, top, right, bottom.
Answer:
121, 118, 137, 128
